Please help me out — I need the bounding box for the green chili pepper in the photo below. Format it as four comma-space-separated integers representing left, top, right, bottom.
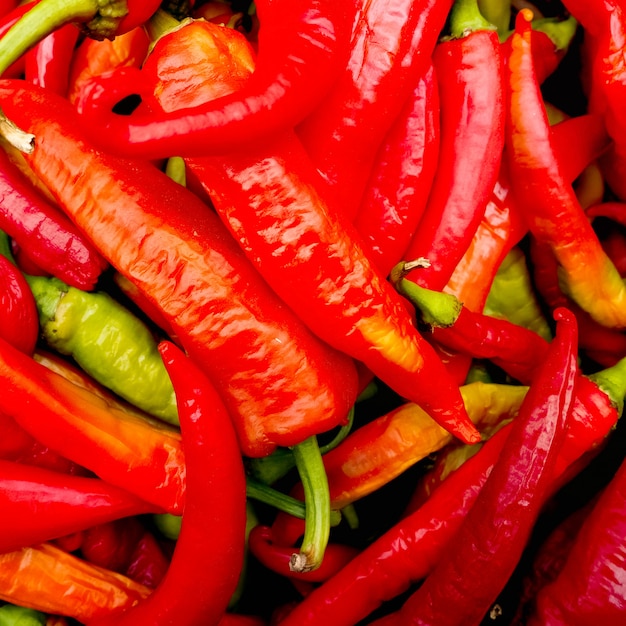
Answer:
25, 273, 178, 424
0, 604, 46, 626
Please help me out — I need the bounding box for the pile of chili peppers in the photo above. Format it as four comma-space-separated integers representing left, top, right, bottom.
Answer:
0, 0, 626, 623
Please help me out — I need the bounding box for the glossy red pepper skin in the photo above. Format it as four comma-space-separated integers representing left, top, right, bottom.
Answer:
275, 364, 621, 626
389, 309, 578, 625
506, 9, 626, 329
123, 530, 170, 589
0, 79, 359, 458
530, 455, 626, 625
83, 0, 353, 158
0, 1, 35, 77
0, 147, 108, 290
24, 24, 79, 96
353, 61, 440, 277
0, 459, 153, 553
403, 28, 505, 292
90, 341, 247, 625
0, 253, 38, 355
297, 0, 453, 222
0, 335, 186, 514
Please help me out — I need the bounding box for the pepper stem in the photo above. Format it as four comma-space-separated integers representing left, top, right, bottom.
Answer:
390, 261, 464, 328
588, 355, 626, 419
449, 0, 495, 39
477, 0, 511, 35
289, 436, 332, 573
0, 111, 34, 154
532, 15, 578, 52
0, 0, 128, 77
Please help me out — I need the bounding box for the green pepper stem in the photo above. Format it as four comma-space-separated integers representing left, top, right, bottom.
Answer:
390, 261, 463, 328
290, 436, 332, 573
477, 0, 511, 35
588, 355, 626, 419
449, 0, 495, 38
532, 15, 578, 52
145, 7, 184, 44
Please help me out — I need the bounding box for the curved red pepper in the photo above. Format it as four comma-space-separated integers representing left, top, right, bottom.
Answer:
0, 459, 153, 553
530, 454, 626, 625
89, 341, 247, 625
353, 61, 440, 277
403, 3, 505, 292
296, 0, 453, 221
388, 308, 578, 625
24, 23, 79, 96
0, 79, 360, 458
0, 148, 108, 290
0, 253, 38, 355
81, 0, 353, 158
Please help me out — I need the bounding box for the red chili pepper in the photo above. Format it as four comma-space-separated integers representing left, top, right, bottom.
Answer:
0, 335, 186, 514
0, 252, 38, 355
275, 352, 626, 626
24, 24, 79, 96
0, 459, 153, 553
353, 60, 440, 277
402, 0, 505, 293
0, 79, 360, 459
530, 453, 626, 625
80, 0, 353, 159
506, 8, 626, 329
89, 341, 247, 625
0, 149, 108, 290
386, 308, 578, 625
296, 0, 453, 221
123, 530, 170, 589
134, 17, 479, 445
248, 525, 358, 584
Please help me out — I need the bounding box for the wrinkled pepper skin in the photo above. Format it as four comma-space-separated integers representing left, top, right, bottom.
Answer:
0, 79, 359, 458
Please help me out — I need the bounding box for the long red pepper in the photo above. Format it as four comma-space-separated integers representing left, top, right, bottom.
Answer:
0, 147, 108, 290
138, 16, 479, 445
81, 0, 353, 159
353, 60, 440, 277
90, 341, 247, 625
0, 459, 154, 553
275, 352, 626, 626
530, 454, 626, 625
403, 0, 505, 292
386, 308, 578, 625
506, 8, 626, 329
296, 0, 453, 221
0, 79, 360, 459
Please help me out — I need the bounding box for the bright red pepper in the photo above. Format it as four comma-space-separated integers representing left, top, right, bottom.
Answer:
0, 79, 360, 459
296, 0, 453, 221
403, 0, 505, 293
80, 0, 354, 159
506, 9, 626, 329
89, 341, 247, 625
0, 459, 153, 553
386, 308, 578, 625
530, 454, 626, 625
353, 60, 440, 277
136, 16, 479, 445
24, 24, 79, 96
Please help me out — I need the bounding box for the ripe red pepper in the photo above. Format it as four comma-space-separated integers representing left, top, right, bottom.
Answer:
296, 0, 453, 221
24, 24, 80, 96
275, 353, 626, 626
137, 17, 479, 445
0, 149, 108, 290
386, 308, 578, 625
353, 61, 440, 277
403, 0, 506, 292
0, 459, 153, 553
506, 9, 626, 329
0, 79, 360, 459
530, 454, 626, 625
81, 0, 354, 159
89, 341, 247, 625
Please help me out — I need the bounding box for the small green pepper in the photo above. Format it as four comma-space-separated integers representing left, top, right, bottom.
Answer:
0, 604, 46, 626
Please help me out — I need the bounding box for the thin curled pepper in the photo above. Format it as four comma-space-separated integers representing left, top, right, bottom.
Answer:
138, 16, 479, 445
506, 8, 626, 329
89, 341, 247, 625
0, 79, 360, 459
